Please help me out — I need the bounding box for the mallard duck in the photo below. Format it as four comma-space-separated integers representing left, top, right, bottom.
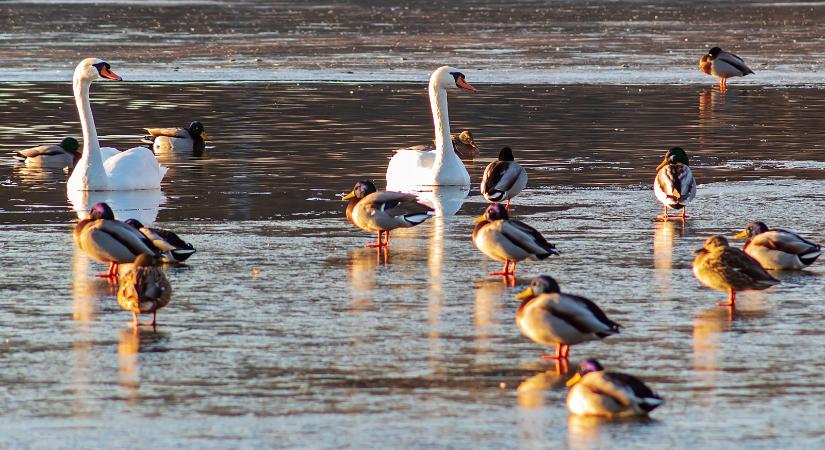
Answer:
566, 359, 663, 417
734, 221, 821, 270
143, 121, 209, 153
73, 202, 159, 278
342, 180, 434, 248
654, 147, 696, 220
699, 47, 754, 90
450, 130, 479, 160
481, 147, 528, 210
515, 275, 620, 360
472, 204, 558, 276
13, 137, 80, 168
124, 218, 197, 263
693, 235, 779, 307
118, 253, 172, 327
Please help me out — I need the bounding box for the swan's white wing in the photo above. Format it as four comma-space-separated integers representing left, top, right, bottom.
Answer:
103, 147, 167, 190
100, 147, 122, 162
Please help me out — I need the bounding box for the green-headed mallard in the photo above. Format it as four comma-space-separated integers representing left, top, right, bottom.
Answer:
118, 253, 172, 327
515, 275, 620, 360
472, 204, 558, 277
566, 359, 663, 417
734, 221, 821, 270
13, 137, 80, 168
699, 47, 754, 90
143, 121, 209, 153
124, 218, 196, 263
342, 180, 433, 248
481, 147, 528, 210
654, 147, 696, 220
73, 202, 159, 278
693, 235, 779, 307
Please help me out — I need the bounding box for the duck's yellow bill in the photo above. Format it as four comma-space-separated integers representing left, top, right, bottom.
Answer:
655, 158, 668, 172
342, 191, 356, 201
733, 230, 749, 239
515, 287, 534, 300
201, 132, 211, 142
473, 215, 486, 223
565, 373, 582, 387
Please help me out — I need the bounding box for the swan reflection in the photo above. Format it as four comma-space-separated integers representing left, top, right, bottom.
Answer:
390, 185, 469, 217
68, 188, 164, 225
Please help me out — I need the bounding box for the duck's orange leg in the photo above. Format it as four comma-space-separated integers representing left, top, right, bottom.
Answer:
540, 343, 569, 360
366, 232, 385, 248
717, 289, 736, 307
489, 260, 511, 276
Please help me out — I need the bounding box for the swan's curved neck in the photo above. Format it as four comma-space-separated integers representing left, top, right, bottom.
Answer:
73, 77, 103, 172
429, 84, 455, 163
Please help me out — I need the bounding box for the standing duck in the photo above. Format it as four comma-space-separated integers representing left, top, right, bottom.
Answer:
143, 121, 209, 154
734, 221, 821, 270
472, 204, 558, 277
693, 235, 779, 307
515, 276, 620, 360
73, 202, 159, 278
124, 218, 197, 263
566, 359, 663, 417
481, 146, 528, 210
118, 253, 172, 327
699, 47, 754, 90
13, 137, 80, 168
654, 147, 696, 220
342, 180, 434, 248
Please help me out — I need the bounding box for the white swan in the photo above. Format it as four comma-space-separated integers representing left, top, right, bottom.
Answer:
386, 66, 476, 189
67, 58, 167, 192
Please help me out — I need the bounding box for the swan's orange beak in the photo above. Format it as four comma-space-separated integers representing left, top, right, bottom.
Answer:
100, 66, 122, 81
456, 77, 478, 92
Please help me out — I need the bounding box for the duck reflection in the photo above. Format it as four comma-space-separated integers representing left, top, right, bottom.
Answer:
692, 307, 731, 375
348, 247, 380, 310
567, 415, 656, 450
68, 188, 164, 225
399, 185, 469, 217
118, 328, 141, 404
473, 280, 505, 356
653, 219, 685, 296
72, 246, 110, 321
517, 369, 567, 409
13, 165, 66, 184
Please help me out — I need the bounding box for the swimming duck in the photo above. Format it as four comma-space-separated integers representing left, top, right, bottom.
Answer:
13, 137, 80, 168
515, 275, 620, 360
73, 202, 159, 278
699, 47, 754, 90
124, 218, 197, 263
451, 130, 479, 160
117, 253, 172, 327
566, 359, 663, 417
472, 204, 558, 277
693, 235, 779, 307
654, 147, 696, 220
734, 221, 821, 270
342, 180, 434, 248
481, 147, 528, 209
143, 121, 209, 154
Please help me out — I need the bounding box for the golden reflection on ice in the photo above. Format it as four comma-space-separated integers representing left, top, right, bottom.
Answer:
692, 307, 729, 375
516, 369, 566, 449
118, 328, 141, 405
566, 415, 608, 450
347, 247, 379, 311
72, 246, 107, 322
652, 219, 683, 296
428, 212, 444, 370
473, 280, 504, 355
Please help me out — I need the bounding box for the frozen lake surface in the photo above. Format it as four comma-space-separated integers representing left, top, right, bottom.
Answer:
2, 81, 825, 448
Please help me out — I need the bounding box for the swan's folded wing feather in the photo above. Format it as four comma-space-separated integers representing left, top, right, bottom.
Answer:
393, 144, 435, 153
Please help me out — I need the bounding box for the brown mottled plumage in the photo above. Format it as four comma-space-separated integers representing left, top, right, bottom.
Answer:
692, 235, 779, 306
117, 254, 172, 327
